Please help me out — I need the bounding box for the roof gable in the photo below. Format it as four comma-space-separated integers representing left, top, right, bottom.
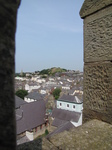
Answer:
47, 122, 74, 138
15, 95, 27, 109
25, 92, 45, 100
58, 94, 82, 104
51, 108, 81, 123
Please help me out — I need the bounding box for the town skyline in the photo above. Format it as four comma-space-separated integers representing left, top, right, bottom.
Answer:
16, 1, 84, 73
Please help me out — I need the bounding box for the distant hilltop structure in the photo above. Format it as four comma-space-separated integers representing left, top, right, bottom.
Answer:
20, 70, 23, 76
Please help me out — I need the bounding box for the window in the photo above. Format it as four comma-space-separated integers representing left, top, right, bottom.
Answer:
67, 104, 69, 107
40, 125, 42, 130
73, 105, 75, 109
60, 103, 62, 106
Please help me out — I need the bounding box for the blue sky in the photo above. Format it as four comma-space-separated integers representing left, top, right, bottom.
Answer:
16, 0, 84, 73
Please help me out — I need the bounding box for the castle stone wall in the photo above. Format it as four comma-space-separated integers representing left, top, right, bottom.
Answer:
80, 0, 112, 123
0, 0, 20, 149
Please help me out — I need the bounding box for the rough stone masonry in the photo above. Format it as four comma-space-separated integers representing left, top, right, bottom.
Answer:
80, 0, 112, 124
0, 0, 20, 150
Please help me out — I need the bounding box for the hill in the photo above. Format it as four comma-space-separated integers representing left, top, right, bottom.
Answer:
39, 67, 67, 76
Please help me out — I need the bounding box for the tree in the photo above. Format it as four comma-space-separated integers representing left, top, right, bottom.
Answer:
45, 129, 49, 135
52, 88, 61, 100
15, 89, 28, 99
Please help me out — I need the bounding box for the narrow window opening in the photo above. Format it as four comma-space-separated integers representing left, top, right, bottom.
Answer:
67, 104, 69, 107
73, 105, 75, 109
60, 103, 62, 106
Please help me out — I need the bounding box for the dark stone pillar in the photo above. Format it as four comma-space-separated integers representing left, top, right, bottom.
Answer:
0, 0, 21, 149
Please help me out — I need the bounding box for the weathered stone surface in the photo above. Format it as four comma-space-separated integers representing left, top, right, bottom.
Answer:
80, 0, 112, 18
0, 0, 21, 149
81, 0, 112, 124
17, 138, 58, 150
83, 62, 112, 123
48, 120, 112, 150
84, 6, 112, 62
17, 120, 112, 150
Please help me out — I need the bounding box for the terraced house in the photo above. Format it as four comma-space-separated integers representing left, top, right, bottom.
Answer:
15, 96, 49, 145
48, 94, 83, 137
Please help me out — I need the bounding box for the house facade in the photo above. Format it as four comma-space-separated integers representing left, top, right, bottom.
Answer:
51, 94, 83, 129
57, 95, 83, 113
25, 83, 40, 93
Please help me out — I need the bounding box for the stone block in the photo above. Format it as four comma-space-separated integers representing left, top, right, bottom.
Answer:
80, 0, 112, 18
84, 6, 112, 62
83, 61, 112, 123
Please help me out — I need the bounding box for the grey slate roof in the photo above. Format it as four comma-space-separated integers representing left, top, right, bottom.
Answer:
52, 118, 68, 127
51, 108, 81, 123
15, 95, 27, 109
25, 92, 45, 100
58, 94, 83, 104
16, 109, 23, 121
47, 121, 74, 138
16, 100, 46, 134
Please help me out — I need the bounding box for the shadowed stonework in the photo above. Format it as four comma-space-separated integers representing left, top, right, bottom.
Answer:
0, 0, 20, 149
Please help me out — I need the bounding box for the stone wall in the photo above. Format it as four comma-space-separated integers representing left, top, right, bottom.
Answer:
17, 119, 112, 150
0, 0, 20, 149
80, 0, 112, 123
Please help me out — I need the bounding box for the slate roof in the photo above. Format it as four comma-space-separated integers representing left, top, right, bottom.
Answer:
52, 118, 68, 127
25, 92, 45, 100
15, 95, 27, 109
16, 109, 23, 121
51, 108, 81, 123
28, 83, 37, 86
68, 89, 75, 95
58, 94, 83, 104
47, 121, 74, 138
16, 100, 46, 134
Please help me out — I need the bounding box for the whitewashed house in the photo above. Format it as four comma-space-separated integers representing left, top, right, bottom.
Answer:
24, 92, 45, 103
48, 94, 83, 138
62, 84, 70, 90
49, 77, 55, 81
56, 94, 83, 127
57, 95, 83, 113
25, 83, 40, 93
51, 94, 83, 129
36, 78, 46, 84
40, 89, 47, 94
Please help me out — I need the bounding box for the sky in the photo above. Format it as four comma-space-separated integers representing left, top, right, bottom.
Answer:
16, 0, 84, 73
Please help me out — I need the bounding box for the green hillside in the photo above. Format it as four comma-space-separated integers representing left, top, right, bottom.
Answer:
39, 67, 67, 75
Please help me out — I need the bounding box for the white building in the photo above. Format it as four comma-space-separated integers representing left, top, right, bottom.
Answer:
25, 83, 40, 93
